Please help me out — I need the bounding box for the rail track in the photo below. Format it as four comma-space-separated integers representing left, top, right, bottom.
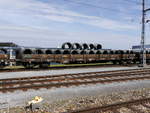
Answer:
1, 68, 150, 93
63, 97, 150, 113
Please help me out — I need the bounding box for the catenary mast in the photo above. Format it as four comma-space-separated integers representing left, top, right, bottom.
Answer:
141, 0, 146, 67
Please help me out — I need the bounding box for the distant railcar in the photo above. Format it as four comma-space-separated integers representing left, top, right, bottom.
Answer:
0, 49, 9, 66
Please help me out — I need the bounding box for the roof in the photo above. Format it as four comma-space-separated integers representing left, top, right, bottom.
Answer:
132, 45, 150, 49
0, 42, 18, 47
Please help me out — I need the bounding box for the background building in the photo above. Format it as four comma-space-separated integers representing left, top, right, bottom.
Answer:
132, 45, 150, 51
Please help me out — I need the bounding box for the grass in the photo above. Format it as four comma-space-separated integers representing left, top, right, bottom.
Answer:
1, 62, 113, 69
49, 62, 112, 67
4, 66, 24, 69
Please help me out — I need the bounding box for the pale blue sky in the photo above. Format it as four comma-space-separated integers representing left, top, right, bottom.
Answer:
0, 0, 149, 49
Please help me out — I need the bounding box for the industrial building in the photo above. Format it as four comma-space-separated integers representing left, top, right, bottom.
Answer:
132, 45, 150, 51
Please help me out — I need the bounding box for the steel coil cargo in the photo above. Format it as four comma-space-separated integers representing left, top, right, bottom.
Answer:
80, 50, 87, 54
36, 49, 44, 54
96, 50, 101, 54
88, 50, 96, 54
96, 44, 102, 49
62, 42, 73, 49
54, 49, 62, 54
89, 44, 96, 50
45, 49, 53, 54
71, 50, 79, 54
23, 49, 33, 54
63, 50, 70, 54
82, 43, 89, 50
72, 43, 82, 50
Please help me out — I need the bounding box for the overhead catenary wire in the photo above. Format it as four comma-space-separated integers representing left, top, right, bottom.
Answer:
123, 0, 142, 4
62, 0, 141, 23
63, 0, 140, 15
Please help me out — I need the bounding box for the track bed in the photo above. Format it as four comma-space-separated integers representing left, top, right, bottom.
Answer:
1, 68, 150, 93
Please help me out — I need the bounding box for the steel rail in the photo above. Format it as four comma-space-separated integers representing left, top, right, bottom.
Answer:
1, 73, 150, 92
63, 98, 150, 113
0, 68, 149, 82
1, 70, 150, 87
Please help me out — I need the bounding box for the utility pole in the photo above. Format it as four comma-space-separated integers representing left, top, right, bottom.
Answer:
141, 0, 146, 67
140, 0, 150, 67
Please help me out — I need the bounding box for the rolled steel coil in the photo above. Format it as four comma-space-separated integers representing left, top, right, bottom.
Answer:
36, 49, 44, 54
88, 50, 96, 54
96, 44, 102, 49
62, 42, 73, 49
23, 49, 33, 54
129, 50, 134, 54
71, 50, 79, 54
82, 43, 89, 50
103, 50, 109, 54
114, 50, 124, 54
63, 50, 70, 54
96, 50, 101, 54
45, 49, 53, 54
72, 43, 82, 50
89, 44, 96, 50
110, 50, 114, 54
80, 50, 87, 54
54, 49, 62, 54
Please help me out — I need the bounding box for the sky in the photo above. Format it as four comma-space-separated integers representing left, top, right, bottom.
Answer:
0, 0, 149, 49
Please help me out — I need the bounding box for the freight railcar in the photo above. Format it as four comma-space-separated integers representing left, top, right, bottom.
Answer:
16, 48, 139, 68
0, 42, 146, 68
